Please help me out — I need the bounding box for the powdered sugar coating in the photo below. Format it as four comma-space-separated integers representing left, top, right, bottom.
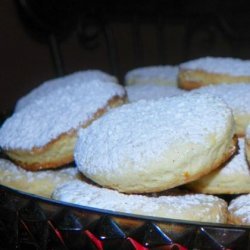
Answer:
229, 194, 250, 224
217, 138, 250, 176
126, 84, 186, 102
179, 57, 250, 76
52, 180, 227, 222
0, 158, 80, 183
15, 70, 118, 111
0, 79, 125, 150
246, 124, 250, 140
192, 83, 250, 115
125, 65, 178, 85
75, 92, 234, 191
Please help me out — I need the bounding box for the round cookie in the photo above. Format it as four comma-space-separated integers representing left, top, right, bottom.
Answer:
75, 93, 236, 193
15, 70, 118, 111
192, 83, 250, 136
0, 77, 126, 170
126, 83, 186, 102
124, 65, 179, 86
0, 158, 83, 198
52, 180, 228, 223
178, 57, 250, 90
228, 194, 250, 225
186, 138, 250, 194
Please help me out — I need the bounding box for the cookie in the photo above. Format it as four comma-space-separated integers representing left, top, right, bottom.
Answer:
0, 76, 126, 170
228, 194, 250, 225
75, 93, 236, 193
52, 180, 228, 223
0, 158, 83, 198
192, 83, 250, 136
178, 57, 250, 90
126, 83, 185, 102
125, 65, 178, 86
186, 138, 250, 194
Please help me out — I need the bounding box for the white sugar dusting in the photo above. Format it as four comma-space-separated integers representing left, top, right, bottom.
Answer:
192, 83, 250, 115
53, 180, 226, 220
15, 70, 118, 111
75, 93, 233, 176
246, 124, 250, 140
229, 194, 250, 223
216, 138, 250, 176
125, 65, 178, 84
180, 57, 250, 76
0, 158, 80, 183
0, 78, 125, 150
126, 84, 186, 102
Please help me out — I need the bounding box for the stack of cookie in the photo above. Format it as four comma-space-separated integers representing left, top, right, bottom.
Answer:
178, 57, 250, 226
54, 92, 235, 224
0, 58, 249, 226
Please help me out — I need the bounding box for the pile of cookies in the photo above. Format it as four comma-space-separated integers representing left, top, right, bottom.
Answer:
0, 58, 249, 226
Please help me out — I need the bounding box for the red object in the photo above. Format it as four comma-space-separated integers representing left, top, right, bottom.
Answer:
127, 237, 149, 250
83, 231, 188, 250
127, 238, 188, 250
172, 243, 188, 250
84, 230, 104, 250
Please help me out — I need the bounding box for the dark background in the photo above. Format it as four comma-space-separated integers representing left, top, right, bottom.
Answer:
1, 0, 250, 112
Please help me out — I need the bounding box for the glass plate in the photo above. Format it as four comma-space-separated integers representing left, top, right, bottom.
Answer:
0, 184, 249, 250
